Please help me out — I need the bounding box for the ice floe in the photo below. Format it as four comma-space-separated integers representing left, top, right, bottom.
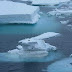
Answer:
70, 54, 72, 57
0, 1, 40, 24
60, 20, 69, 24
48, 9, 72, 16
8, 32, 60, 58
48, 57, 72, 72
47, 0, 72, 30
20, 0, 31, 1
0, 32, 63, 62
31, 0, 70, 6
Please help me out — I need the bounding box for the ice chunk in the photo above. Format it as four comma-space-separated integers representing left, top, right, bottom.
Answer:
8, 49, 20, 54
32, 0, 70, 6
70, 54, 72, 57
48, 58, 72, 72
32, 32, 60, 40
48, 9, 72, 16
60, 20, 69, 24
20, 0, 31, 1
0, 50, 64, 62
19, 32, 60, 43
0, 1, 40, 24
7, 32, 60, 58
17, 45, 23, 50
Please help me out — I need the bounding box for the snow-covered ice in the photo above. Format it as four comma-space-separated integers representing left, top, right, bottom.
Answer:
48, 9, 72, 16
8, 32, 60, 57
48, 57, 72, 72
20, 0, 31, 1
47, 0, 72, 27
32, 0, 70, 6
0, 32, 64, 62
0, 50, 64, 62
0, 1, 40, 24
19, 32, 60, 42
60, 20, 69, 24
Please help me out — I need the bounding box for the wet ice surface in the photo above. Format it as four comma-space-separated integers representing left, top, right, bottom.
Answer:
0, 51, 65, 62
0, 34, 66, 72
48, 58, 72, 72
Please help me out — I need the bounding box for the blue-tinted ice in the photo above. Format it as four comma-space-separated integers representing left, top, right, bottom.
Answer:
48, 58, 72, 72
0, 51, 64, 62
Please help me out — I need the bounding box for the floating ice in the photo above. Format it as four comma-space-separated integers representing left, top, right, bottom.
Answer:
60, 20, 69, 24
47, 1, 72, 27
19, 32, 60, 41
0, 1, 40, 24
8, 32, 60, 58
48, 57, 72, 72
70, 54, 72, 57
0, 32, 62, 62
31, 0, 70, 6
48, 9, 72, 16
20, 0, 31, 1
0, 51, 64, 62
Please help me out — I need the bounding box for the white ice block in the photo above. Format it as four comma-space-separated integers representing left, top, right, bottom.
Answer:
0, 1, 40, 24
8, 32, 60, 57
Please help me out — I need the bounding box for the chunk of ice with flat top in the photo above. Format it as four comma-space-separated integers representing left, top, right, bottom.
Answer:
0, 1, 40, 24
